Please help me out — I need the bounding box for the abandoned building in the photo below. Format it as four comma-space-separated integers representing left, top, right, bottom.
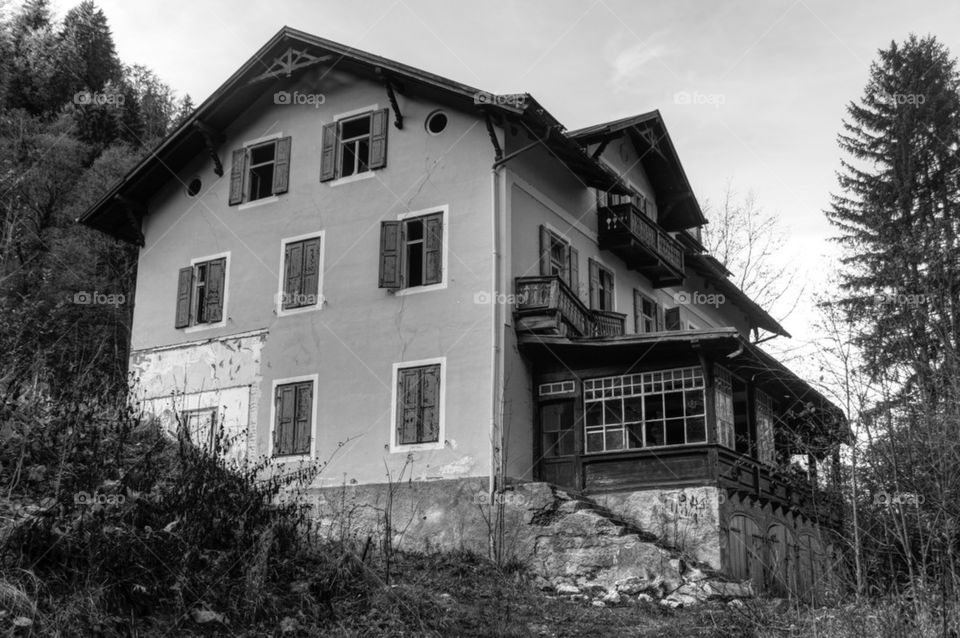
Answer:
79, 27, 848, 601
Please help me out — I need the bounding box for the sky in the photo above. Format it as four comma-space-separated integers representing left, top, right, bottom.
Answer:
41, 0, 960, 371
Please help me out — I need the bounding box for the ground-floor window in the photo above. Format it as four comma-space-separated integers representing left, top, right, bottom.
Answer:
715, 366, 735, 449
583, 367, 706, 453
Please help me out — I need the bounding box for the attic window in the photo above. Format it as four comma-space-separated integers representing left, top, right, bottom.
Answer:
425, 110, 448, 135
227, 136, 292, 206
248, 143, 276, 200
186, 177, 202, 198
319, 109, 389, 182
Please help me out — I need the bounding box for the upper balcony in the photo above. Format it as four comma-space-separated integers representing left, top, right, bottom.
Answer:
597, 196, 685, 288
514, 276, 626, 338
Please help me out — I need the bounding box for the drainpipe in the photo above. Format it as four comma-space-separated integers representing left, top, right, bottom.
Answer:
489, 163, 506, 499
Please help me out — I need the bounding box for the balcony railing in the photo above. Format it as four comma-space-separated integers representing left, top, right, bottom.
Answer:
514, 276, 625, 338
598, 202, 685, 286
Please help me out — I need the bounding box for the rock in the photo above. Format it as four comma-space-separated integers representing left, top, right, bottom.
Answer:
190, 609, 224, 624
12, 617, 32, 628
682, 565, 707, 581
636, 593, 654, 604
279, 617, 298, 634
591, 600, 606, 608
555, 583, 581, 595
704, 581, 754, 599
660, 593, 700, 608
601, 590, 621, 604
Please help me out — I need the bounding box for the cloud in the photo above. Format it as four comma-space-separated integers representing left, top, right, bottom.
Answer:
606, 37, 670, 94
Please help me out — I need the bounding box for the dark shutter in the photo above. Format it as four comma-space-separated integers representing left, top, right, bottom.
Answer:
368, 108, 388, 170
283, 241, 304, 309
568, 246, 579, 297
539, 225, 551, 276
174, 266, 193, 328
275, 384, 296, 456
301, 237, 321, 303
319, 123, 337, 182
633, 289, 643, 333
228, 148, 246, 205
397, 368, 420, 445
602, 271, 614, 310
423, 214, 443, 285
656, 305, 664, 331
293, 382, 312, 455
204, 258, 226, 322
272, 136, 292, 195
588, 258, 600, 309
420, 365, 440, 443
664, 307, 682, 331
379, 221, 403, 289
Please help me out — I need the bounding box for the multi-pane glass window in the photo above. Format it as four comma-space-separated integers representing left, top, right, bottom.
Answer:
755, 390, 777, 465
583, 367, 706, 453
715, 366, 735, 449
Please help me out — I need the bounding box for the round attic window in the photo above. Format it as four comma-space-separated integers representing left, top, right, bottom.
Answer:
425, 110, 448, 135
186, 177, 202, 197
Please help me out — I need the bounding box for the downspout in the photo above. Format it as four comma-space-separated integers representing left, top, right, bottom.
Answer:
489, 163, 506, 499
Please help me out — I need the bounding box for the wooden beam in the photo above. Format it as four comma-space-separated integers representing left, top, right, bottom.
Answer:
248, 48, 331, 83
484, 112, 502, 162
193, 120, 225, 177
379, 72, 404, 130
114, 195, 145, 246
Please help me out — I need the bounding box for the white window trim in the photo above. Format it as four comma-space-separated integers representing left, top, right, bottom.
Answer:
324, 105, 382, 187
243, 131, 283, 147
183, 251, 230, 334
276, 230, 326, 317
238, 195, 279, 211
389, 357, 446, 453
235, 133, 285, 207
268, 373, 319, 462
394, 205, 449, 296
333, 104, 380, 121
327, 170, 377, 188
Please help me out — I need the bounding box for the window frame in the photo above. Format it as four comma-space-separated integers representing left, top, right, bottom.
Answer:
327, 104, 383, 186
235, 132, 289, 210
393, 206, 449, 296
588, 257, 616, 311
389, 357, 446, 452
276, 231, 326, 317
634, 290, 661, 333
179, 407, 219, 452
183, 251, 230, 333
268, 374, 318, 461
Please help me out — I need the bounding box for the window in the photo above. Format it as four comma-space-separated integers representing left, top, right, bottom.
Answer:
588, 259, 614, 310
755, 390, 777, 465
598, 190, 652, 218
425, 110, 448, 135
379, 211, 445, 290
180, 408, 218, 451
393, 362, 443, 448
174, 256, 227, 328
319, 108, 389, 182
279, 234, 323, 313
583, 367, 706, 453
634, 290, 661, 333
539, 226, 579, 293
228, 136, 292, 205
541, 400, 575, 457
664, 306, 682, 331
715, 366, 735, 449
273, 380, 314, 457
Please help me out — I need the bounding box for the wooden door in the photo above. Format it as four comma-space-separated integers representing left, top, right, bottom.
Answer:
537, 399, 579, 490
727, 514, 763, 589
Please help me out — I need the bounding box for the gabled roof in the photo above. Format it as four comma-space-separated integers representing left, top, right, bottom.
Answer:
568, 111, 707, 232
77, 26, 629, 243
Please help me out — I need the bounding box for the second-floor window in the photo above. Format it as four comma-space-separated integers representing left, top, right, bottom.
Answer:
588, 259, 614, 310
539, 226, 579, 294
378, 212, 444, 290
755, 390, 776, 465
320, 109, 389, 182
228, 137, 292, 205
280, 235, 323, 312
174, 256, 227, 328
634, 290, 661, 333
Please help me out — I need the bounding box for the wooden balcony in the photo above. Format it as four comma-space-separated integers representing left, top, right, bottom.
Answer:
598, 203, 685, 287
514, 276, 626, 338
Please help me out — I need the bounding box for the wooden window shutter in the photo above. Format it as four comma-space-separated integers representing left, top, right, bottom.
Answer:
204, 258, 226, 322
603, 271, 614, 310
379, 221, 403, 289
397, 368, 420, 445
301, 237, 321, 301
319, 123, 338, 182
283, 242, 304, 309
423, 214, 443, 285
420, 365, 440, 443
228, 148, 246, 205
539, 225, 551, 276
271, 136, 292, 195
633, 289, 643, 333
293, 382, 312, 455
174, 266, 193, 328
368, 108, 389, 170
568, 246, 579, 296
664, 307, 682, 331
275, 384, 296, 456
588, 258, 601, 309
656, 305, 664, 331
